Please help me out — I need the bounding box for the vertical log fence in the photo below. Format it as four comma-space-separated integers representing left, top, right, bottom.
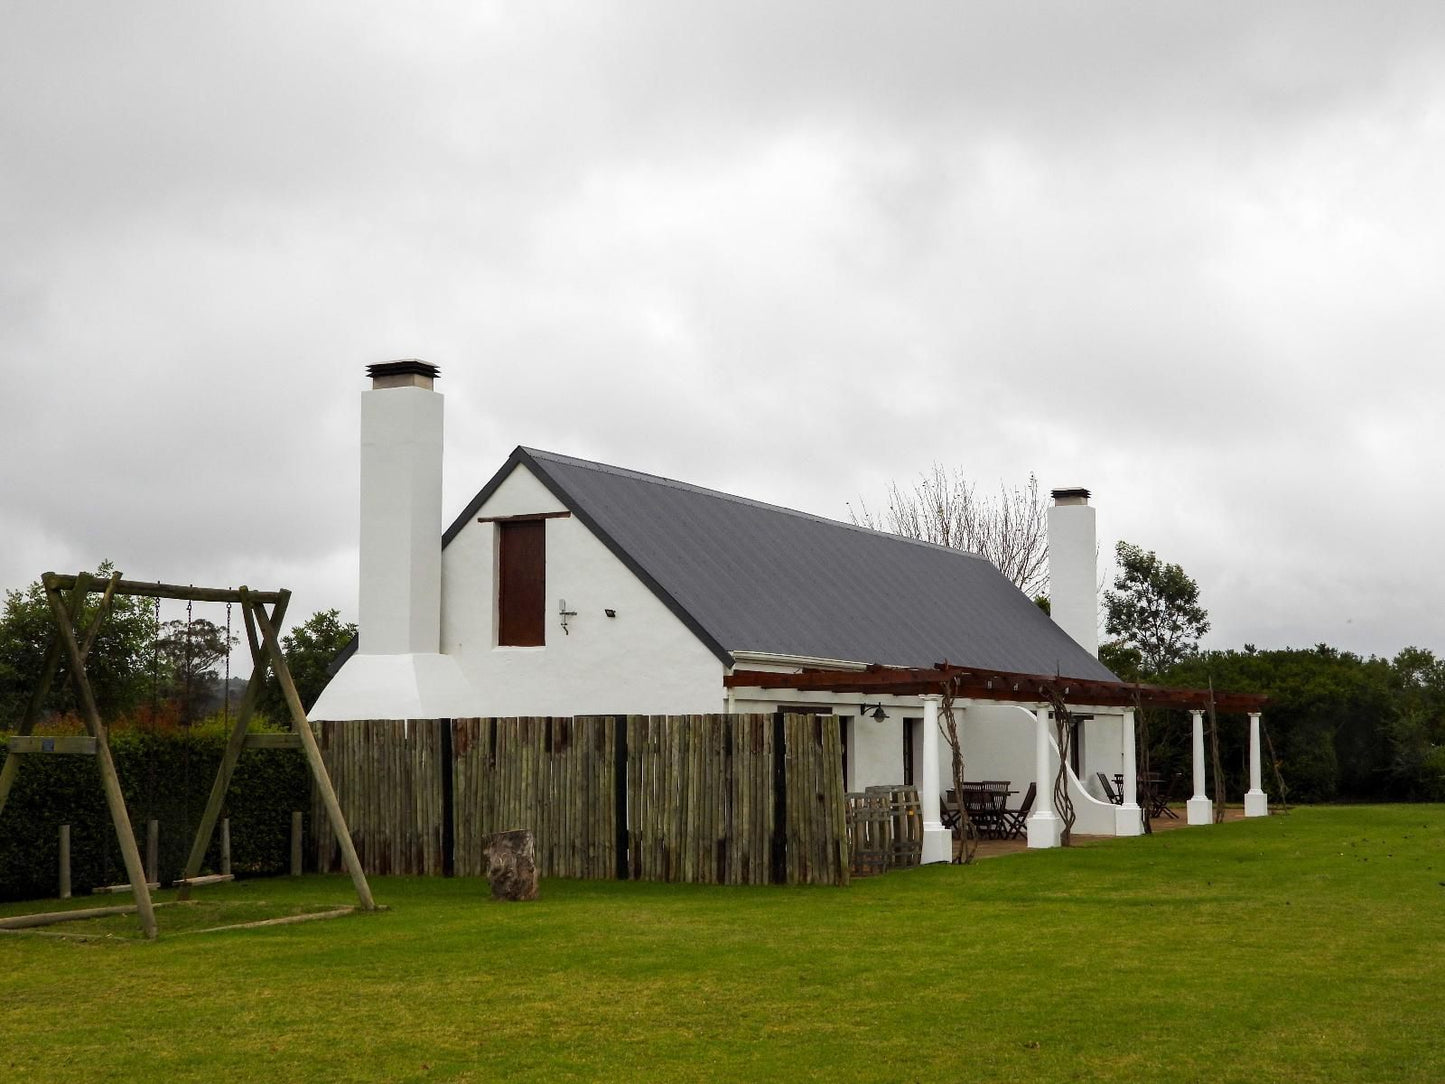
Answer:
313, 719, 446, 876
314, 713, 855, 887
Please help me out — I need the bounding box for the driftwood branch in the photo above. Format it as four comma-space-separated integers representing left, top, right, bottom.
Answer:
1208, 680, 1227, 824
939, 679, 977, 865
1134, 692, 1153, 835
1040, 685, 1076, 846
1261, 716, 1290, 814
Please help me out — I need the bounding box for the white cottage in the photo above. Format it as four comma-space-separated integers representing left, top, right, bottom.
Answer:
313, 361, 1267, 860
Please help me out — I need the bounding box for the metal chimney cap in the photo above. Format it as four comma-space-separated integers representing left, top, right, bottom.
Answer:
366, 359, 439, 389
1051, 487, 1091, 505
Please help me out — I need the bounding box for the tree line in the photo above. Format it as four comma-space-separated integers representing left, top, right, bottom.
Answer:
0, 563, 355, 732
1100, 540, 1444, 803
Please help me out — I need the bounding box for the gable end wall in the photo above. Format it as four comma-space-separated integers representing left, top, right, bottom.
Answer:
440, 463, 726, 715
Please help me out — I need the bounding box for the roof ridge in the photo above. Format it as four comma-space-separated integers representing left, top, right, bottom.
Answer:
521, 446, 992, 564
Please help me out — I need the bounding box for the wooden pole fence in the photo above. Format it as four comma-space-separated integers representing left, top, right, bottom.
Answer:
313, 713, 848, 887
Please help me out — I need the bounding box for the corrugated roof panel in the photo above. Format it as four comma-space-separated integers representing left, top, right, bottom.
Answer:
517, 448, 1117, 682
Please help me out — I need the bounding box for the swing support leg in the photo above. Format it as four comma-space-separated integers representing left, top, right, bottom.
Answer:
0, 577, 104, 820
42, 573, 157, 940
246, 589, 376, 912
176, 595, 285, 901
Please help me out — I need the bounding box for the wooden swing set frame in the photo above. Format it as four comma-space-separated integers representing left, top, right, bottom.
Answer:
0, 570, 375, 939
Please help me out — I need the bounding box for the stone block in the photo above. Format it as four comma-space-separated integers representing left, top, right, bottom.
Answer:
484, 829, 538, 901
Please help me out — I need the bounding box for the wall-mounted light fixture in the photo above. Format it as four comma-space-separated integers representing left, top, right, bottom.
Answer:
860, 703, 889, 723
559, 598, 578, 634
605, 608, 616, 618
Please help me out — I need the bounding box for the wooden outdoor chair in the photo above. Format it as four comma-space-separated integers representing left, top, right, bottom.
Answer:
976, 780, 1011, 838
940, 789, 961, 831
1097, 772, 1124, 805
998, 782, 1037, 840
1149, 785, 1179, 820
1140, 773, 1179, 820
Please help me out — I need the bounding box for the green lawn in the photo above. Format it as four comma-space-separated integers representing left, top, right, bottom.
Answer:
3, 806, 1443, 1082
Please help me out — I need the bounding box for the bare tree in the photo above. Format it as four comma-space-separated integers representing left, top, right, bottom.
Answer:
849, 464, 1050, 597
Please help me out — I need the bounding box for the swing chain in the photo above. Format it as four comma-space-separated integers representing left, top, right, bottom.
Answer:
150, 591, 161, 717
182, 595, 194, 726
224, 599, 233, 724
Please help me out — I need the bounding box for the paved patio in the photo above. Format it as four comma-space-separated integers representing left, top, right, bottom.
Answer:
952, 805, 1252, 862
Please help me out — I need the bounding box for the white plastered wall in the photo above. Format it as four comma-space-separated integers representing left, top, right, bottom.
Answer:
440, 464, 726, 716
726, 689, 911, 792
943, 702, 1120, 835
847, 713, 903, 790
1079, 714, 1126, 801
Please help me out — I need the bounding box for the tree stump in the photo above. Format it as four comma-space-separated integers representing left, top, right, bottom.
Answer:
484, 829, 538, 901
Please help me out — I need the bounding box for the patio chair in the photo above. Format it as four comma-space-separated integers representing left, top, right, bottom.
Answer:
1141, 772, 1179, 819
1097, 772, 1123, 805
940, 789, 960, 831
998, 782, 1036, 840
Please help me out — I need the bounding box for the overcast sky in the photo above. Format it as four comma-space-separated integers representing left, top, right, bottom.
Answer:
3, 2, 1443, 664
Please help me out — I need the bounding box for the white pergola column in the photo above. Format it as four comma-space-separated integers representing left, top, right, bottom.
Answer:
920, 695, 951, 863
1245, 712, 1268, 817
1186, 709, 1212, 825
1115, 708, 1143, 836
1027, 707, 1061, 848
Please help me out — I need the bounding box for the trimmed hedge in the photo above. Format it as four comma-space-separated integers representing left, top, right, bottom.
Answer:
0, 726, 310, 902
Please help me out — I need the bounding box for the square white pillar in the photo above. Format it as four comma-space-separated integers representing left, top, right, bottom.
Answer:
920, 695, 951, 863
1028, 707, 1061, 848
1187, 708, 1212, 825
1244, 712, 1269, 817
1115, 708, 1143, 836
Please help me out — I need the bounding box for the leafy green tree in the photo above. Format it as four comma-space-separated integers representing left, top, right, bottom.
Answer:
1103, 541, 1209, 677
258, 609, 357, 720
1098, 641, 1144, 682
154, 617, 238, 723
0, 562, 155, 727
1381, 647, 1445, 800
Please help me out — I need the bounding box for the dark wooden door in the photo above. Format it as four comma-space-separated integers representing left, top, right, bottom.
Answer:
498, 519, 545, 646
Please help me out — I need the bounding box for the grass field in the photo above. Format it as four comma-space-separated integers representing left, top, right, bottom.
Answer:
3, 805, 1443, 1082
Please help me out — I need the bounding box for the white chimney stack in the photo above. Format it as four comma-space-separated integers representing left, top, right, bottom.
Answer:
360, 359, 443, 654
309, 360, 478, 721
1047, 488, 1098, 657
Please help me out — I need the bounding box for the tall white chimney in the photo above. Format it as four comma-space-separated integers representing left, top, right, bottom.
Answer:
309, 360, 478, 721
1047, 487, 1098, 657
359, 359, 443, 654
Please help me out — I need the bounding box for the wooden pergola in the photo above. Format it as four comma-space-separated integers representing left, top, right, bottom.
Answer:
0, 571, 375, 939
725, 661, 1268, 713
725, 661, 1271, 854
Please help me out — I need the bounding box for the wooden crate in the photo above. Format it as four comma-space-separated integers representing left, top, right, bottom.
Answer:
869, 784, 922, 868
846, 792, 891, 877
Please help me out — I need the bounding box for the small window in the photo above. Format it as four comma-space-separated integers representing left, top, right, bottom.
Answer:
497, 520, 545, 646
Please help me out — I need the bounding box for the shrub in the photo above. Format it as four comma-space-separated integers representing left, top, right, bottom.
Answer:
0, 718, 311, 902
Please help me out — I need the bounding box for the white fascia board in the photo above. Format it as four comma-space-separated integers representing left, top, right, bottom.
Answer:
728, 650, 871, 673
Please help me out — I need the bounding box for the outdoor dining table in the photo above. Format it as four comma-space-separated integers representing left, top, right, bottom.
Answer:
960, 783, 1016, 839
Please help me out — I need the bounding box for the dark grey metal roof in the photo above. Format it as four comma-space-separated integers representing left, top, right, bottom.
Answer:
445, 447, 1117, 682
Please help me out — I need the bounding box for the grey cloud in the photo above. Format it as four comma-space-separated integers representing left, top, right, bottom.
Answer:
2, 1, 1443, 664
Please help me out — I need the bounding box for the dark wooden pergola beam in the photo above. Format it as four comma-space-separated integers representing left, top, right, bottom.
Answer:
724, 663, 1268, 714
